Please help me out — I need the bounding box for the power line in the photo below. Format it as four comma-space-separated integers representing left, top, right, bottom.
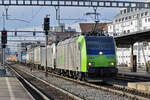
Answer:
30, 6, 43, 22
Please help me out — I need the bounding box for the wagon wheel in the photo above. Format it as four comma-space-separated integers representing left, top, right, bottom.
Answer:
77, 72, 83, 81
74, 72, 78, 79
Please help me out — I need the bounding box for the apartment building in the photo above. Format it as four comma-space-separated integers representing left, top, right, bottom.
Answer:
108, 6, 150, 68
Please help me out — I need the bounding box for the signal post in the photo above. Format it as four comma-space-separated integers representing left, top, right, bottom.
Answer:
0, 30, 7, 75
44, 16, 50, 77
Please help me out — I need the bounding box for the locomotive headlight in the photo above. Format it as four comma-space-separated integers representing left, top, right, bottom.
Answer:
110, 62, 115, 66
88, 62, 92, 66
99, 51, 103, 55
88, 62, 94, 66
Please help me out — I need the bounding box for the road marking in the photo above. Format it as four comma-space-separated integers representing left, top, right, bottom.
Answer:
6, 77, 16, 100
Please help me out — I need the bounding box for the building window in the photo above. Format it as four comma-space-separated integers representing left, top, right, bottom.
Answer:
127, 30, 130, 33
124, 31, 126, 34
121, 10, 123, 15
148, 18, 150, 22
131, 21, 133, 25
141, 13, 144, 17
137, 14, 139, 18
129, 16, 131, 19
145, 12, 148, 16
145, 18, 147, 22
131, 8, 133, 12
57, 36, 60, 38
122, 18, 124, 21
119, 19, 121, 22
127, 8, 130, 13
115, 19, 118, 22
125, 17, 128, 20
124, 9, 127, 14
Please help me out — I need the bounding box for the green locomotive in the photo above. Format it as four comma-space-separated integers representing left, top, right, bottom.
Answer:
56, 35, 118, 81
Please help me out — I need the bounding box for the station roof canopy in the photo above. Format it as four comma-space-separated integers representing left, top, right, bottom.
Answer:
114, 29, 150, 47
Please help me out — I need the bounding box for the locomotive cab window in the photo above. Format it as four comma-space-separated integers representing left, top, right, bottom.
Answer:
85, 37, 115, 51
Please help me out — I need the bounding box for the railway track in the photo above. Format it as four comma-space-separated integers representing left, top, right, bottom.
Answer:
6, 65, 50, 100
7, 63, 82, 100
7, 62, 150, 100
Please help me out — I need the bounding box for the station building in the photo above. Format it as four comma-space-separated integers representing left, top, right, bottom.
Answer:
108, 6, 150, 68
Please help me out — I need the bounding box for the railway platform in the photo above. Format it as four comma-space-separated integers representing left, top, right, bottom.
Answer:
128, 82, 150, 92
0, 77, 33, 100
118, 69, 150, 92
118, 70, 150, 78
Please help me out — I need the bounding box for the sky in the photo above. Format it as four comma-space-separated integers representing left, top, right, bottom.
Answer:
0, 6, 118, 30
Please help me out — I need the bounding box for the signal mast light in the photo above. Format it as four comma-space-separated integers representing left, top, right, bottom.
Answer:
1, 30, 7, 45
15, 32, 17, 36
44, 18, 49, 22
2, 31, 6, 35
44, 17, 50, 32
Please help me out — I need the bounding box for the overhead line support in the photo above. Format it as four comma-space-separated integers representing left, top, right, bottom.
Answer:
0, 0, 149, 8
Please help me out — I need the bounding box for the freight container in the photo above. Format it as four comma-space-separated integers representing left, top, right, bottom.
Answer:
26, 48, 34, 64
56, 37, 81, 71
41, 47, 46, 68
26, 52, 30, 64
8, 54, 17, 62
22, 52, 27, 63
18, 51, 27, 63
47, 43, 56, 69
34, 46, 42, 65
30, 48, 34, 64
47, 46, 51, 68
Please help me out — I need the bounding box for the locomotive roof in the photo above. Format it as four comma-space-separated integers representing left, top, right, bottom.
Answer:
57, 35, 114, 46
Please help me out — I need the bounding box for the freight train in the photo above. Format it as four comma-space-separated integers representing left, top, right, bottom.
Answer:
15, 35, 118, 82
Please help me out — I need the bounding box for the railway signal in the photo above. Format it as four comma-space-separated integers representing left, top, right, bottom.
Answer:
44, 17, 50, 35
1, 30, 7, 45
1, 30, 7, 70
33, 32, 36, 36
15, 32, 17, 36
43, 16, 50, 77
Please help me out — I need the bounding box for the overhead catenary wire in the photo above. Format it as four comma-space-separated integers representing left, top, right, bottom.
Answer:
30, 6, 43, 22
4, 6, 30, 23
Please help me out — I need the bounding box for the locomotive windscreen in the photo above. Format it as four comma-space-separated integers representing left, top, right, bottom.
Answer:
85, 37, 115, 51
